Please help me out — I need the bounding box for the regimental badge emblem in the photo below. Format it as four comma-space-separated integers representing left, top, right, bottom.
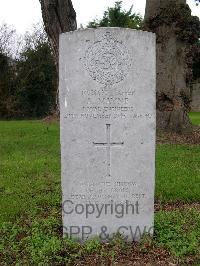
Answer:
82, 32, 132, 87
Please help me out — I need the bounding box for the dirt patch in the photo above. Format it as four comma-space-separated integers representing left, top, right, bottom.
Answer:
76, 245, 172, 266
76, 245, 199, 266
42, 113, 59, 124
155, 201, 200, 212
157, 126, 200, 145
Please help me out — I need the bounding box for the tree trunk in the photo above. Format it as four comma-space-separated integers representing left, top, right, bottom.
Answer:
39, 0, 77, 71
145, 0, 186, 20
39, 0, 77, 111
144, 0, 193, 133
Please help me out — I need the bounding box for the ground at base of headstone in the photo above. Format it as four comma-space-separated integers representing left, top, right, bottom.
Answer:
1, 206, 200, 265
0, 120, 199, 265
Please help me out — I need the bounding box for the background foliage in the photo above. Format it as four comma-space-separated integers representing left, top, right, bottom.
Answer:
0, 24, 57, 119
88, 1, 143, 29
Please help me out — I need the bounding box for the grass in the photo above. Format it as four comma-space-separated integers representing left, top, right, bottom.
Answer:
0, 121, 199, 223
155, 209, 200, 257
0, 121, 61, 224
1, 209, 200, 264
156, 144, 200, 202
0, 118, 200, 264
189, 112, 200, 125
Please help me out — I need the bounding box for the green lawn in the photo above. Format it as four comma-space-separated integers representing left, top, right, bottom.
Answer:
156, 144, 200, 202
189, 112, 200, 125
0, 120, 200, 264
0, 121, 61, 224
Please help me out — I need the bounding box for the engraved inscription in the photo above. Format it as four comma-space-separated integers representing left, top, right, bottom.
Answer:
70, 180, 143, 201
83, 32, 131, 86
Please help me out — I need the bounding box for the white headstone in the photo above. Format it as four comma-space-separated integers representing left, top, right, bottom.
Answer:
59, 28, 156, 242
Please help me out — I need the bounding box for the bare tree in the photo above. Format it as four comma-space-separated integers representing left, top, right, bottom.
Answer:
23, 23, 48, 51
0, 24, 16, 57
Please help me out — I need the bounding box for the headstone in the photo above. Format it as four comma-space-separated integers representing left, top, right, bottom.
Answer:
59, 28, 156, 242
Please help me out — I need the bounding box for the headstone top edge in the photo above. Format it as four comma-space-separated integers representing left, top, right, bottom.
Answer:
59, 27, 156, 39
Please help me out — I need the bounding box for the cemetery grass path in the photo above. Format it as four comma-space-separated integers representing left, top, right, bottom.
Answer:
0, 120, 199, 265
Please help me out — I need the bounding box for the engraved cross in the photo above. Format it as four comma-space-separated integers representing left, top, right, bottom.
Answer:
93, 124, 124, 177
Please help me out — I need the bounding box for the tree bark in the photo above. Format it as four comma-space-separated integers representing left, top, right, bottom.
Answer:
144, 0, 193, 133
39, 0, 77, 71
39, 0, 77, 111
145, 0, 186, 20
